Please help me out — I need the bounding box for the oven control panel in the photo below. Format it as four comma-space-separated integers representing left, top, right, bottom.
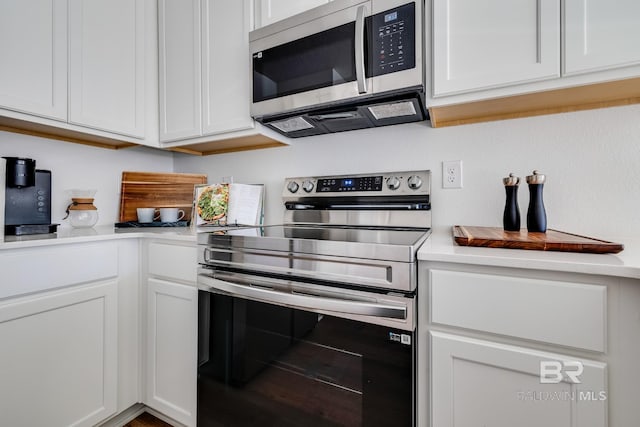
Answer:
283, 170, 430, 198
317, 176, 383, 193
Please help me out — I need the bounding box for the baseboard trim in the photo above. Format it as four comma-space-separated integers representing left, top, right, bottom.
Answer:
97, 403, 146, 427
96, 404, 185, 427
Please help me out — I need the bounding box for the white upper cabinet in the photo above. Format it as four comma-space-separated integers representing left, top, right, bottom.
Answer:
432, 0, 561, 96
68, 0, 145, 138
159, 0, 256, 143
201, 0, 254, 135
564, 0, 640, 75
0, 0, 67, 120
254, 0, 330, 28
158, 0, 202, 141
0, 0, 149, 142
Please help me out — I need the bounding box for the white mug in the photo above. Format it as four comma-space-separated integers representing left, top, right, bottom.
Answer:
159, 207, 185, 223
137, 207, 160, 223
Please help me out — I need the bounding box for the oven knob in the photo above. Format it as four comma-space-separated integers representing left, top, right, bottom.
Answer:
407, 175, 423, 190
386, 176, 401, 190
302, 180, 315, 193
287, 181, 300, 193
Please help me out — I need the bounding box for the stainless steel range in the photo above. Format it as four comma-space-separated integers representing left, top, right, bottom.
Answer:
197, 170, 431, 427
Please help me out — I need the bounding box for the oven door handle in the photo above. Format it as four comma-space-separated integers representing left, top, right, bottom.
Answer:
198, 273, 407, 320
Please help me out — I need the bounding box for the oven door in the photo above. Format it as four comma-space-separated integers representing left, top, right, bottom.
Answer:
197, 270, 415, 426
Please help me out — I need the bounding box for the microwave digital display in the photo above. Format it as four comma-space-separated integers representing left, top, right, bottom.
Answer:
385, 11, 398, 22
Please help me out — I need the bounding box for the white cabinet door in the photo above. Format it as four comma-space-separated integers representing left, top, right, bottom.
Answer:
116, 240, 142, 413
255, 0, 330, 28
158, 0, 202, 142
564, 0, 640, 75
430, 332, 607, 427
432, 0, 561, 96
146, 278, 198, 427
159, 0, 256, 143
68, 0, 145, 138
0, 281, 118, 427
0, 0, 67, 120
202, 0, 254, 135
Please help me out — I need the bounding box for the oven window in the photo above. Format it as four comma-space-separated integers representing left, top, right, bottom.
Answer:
253, 22, 357, 103
198, 292, 414, 426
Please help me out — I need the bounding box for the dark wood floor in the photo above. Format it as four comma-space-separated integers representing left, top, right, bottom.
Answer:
123, 412, 173, 427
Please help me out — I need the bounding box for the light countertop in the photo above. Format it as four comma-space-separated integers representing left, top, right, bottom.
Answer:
418, 227, 640, 279
0, 225, 198, 250
4, 225, 639, 280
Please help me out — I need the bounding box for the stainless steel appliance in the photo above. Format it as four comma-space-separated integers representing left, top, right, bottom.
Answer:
250, 0, 426, 137
3, 157, 57, 236
197, 170, 431, 426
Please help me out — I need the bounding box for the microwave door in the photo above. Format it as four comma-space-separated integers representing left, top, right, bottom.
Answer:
250, 2, 372, 118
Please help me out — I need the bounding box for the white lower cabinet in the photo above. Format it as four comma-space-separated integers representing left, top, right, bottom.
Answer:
146, 279, 198, 427
0, 237, 201, 427
144, 242, 198, 427
0, 280, 118, 427
430, 332, 607, 427
418, 263, 624, 427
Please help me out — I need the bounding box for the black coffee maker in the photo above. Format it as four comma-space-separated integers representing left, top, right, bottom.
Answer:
3, 157, 57, 236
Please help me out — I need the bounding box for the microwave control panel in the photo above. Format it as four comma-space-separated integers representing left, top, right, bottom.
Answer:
368, 2, 415, 77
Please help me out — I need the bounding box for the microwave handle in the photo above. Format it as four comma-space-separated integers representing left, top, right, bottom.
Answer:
355, 5, 367, 94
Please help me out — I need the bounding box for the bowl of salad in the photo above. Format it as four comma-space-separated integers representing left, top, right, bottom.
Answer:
196, 184, 229, 224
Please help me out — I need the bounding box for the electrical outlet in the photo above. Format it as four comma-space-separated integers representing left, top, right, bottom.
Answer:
442, 160, 463, 189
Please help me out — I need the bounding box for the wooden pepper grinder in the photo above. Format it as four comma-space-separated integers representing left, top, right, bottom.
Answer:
526, 170, 547, 233
502, 173, 520, 231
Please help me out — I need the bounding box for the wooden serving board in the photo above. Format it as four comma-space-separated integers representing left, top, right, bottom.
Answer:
453, 225, 624, 254
119, 171, 207, 222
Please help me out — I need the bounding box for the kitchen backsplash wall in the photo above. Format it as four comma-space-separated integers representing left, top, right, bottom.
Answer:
174, 104, 640, 240
0, 131, 174, 227
2, 103, 638, 239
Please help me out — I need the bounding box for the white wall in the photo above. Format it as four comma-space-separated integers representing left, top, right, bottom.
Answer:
3, 104, 638, 240
0, 131, 174, 227
174, 104, 640, 240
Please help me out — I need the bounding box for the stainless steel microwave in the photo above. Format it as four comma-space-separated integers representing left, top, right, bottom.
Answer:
249, 0, 427, 137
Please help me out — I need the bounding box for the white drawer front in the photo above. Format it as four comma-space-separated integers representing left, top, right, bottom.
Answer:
0, 242, 118, 300
148, 242, 197, 283
430, 269, 606, 352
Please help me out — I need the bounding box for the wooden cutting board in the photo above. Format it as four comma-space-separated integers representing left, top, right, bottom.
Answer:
119, 171, 207, 222
453, 225, 624, 254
